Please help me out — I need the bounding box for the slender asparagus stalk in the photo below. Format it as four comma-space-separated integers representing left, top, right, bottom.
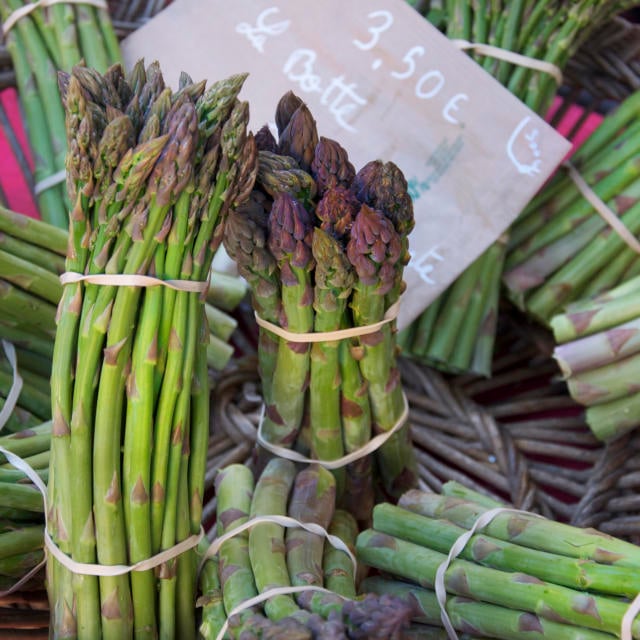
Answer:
260, 193, 315, 449
323, 510, 358, 599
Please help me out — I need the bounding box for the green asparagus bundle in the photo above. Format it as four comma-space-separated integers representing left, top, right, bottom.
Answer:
223, 92, 417, 508
0, 0, 122, 227
401, 0, 636, 377
47, 60, 257, 640
356, 482, 640, 639
0, 422, 50, 593
504, 90, 640, 326
198, 460, 413, 640
550, 275, 640, 442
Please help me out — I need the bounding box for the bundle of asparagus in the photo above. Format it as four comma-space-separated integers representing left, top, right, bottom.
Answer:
0, 422, 48, 594
504, 89, 640, 326
357, 481, 640, 639
47, 60, 256, 639
0, 207, 66, 430
223, 92, 417, 513
198, 461, 413, 640
550, 275, 640, 443
0, 0, 123, 228
400, 0, 636, 377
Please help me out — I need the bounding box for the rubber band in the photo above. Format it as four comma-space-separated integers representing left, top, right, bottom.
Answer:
451, 40, 563, 85
563, 161, 640, 255
257, 392, 409, 469
200, 515, 357, 573
0, 341, 23, 431
60, 271, 209, 294
255, 299, 401, 343
434, 506, 547, 639
197, 515, 357, 640
621, 593, 640, 640
33, 170, 66, 196
214, 585, 352, 640
2, 0, 107, 34
0, 440, 205, 578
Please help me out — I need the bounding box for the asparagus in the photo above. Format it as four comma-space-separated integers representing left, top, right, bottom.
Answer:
322, 510, 358, 599
373, 502, 640, 597
248, 458, 300, 621
286, 465, 336, 594
362, 577, 618, 640
215, 464, 258, 616
46, 61, 255, 640
347, 204, 417, 497
406, 0, 635, 376
398, 490, 640, 567
309, 229, 354, 495
356, 528, 640, 637
551, 275, 640, 343
260, 193, 315, 449
586, 391, 640, 442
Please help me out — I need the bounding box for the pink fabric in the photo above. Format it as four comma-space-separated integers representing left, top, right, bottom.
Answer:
546, 96, 604, 157
0, 88, 40, 219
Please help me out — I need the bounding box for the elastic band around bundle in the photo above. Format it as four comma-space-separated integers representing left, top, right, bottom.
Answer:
61, 271, 209, 294
257, 392, 409, 469
563, 161, 640, 255
198, 515, 357, 640
432, 506, 640, 640
2, 0, 107, 34
34, 170, 66, 196
255, 299, 401, 343
451, 40, 563, 85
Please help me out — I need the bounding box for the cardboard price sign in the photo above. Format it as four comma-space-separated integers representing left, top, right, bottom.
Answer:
122, 0, 571, 328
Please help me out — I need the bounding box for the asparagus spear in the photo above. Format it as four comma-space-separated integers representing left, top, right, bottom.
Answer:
309, 229, 354, 494
248, 458, 300, 621
347, 204, 417, 497
261, 193, 315, 449
398, 490, 640, 567
362, 576, 618, 640
286, 465, 336, 594
215, 464, 258, 616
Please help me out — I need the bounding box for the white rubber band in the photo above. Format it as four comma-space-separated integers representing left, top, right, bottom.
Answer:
255, 299, 401, 343
563, 161, 640, 255
257, 392, 409, 470
2, 0, 107, 34
451, 40, 563, 85
621, 593, 640, 640
0, 341, 23, 431
33, 170, 66, 196
61, 271, 209, 294
214, 585, 352, 640
433, 507, 547, 639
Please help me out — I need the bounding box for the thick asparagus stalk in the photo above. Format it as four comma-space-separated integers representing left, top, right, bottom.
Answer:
398, 490, 640, 567
215, 464, 258, 616
362, 577, 617, 640
249, 458, 308, 622
286, 465, 336, 595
